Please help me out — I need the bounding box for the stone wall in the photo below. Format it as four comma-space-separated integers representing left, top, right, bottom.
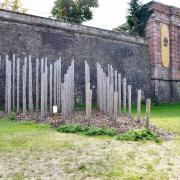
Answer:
0, 9, 151, 105
146, 2, 180, 103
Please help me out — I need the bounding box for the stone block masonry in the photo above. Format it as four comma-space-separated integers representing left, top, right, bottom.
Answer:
0, 9, 151, 105
146, 1, 180, 103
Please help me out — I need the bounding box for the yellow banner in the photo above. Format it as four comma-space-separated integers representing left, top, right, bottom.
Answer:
161, 24, 170, 67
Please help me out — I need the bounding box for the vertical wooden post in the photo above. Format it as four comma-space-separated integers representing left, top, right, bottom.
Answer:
41, 73, 45, 117
137, 89, 141, 119
7, 60, 12, 115
5, 55, 8, 112
23, 57, 27, 116
109, 83, 113, 117
57, 57, 61, 112
61, 82, 65, 121
114, 70, 118, 92
118, 73, 121, 114
85, 83, 90, 119
40, 58, 44, 117
102, 72, 106, 113
36, 58, 39, 110
128, 85, 132, 115
85, 61, 89, 119
145, 99, 151, 129
49, 64, 53, 113
113, 91, 118, 121
64, 74, 67, 118
96, 63, 99, 108
106, 76, 110, 115
89, 89, 92, 117
123, 78, 127, 113
53, 61, 57, 106
16, 58, 20, 113
72, 60, 74, 108
44, 58, 48, 113
12, 54, 15, 111
28, 55, 33, 113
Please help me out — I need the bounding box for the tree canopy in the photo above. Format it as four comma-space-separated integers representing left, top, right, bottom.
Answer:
0, 0, 27, 13
51, 0, 98, 24
115, 0, 152, 37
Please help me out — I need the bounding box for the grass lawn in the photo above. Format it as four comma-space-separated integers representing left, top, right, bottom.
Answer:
0, 104, 180, 179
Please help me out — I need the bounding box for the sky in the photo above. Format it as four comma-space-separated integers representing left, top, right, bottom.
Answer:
0, 0, 179, 30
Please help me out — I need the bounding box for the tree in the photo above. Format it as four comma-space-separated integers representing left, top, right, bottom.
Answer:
51, 0, 98, 24
127, 0, 152, 36
115, 0, 152, 37
0, 0, 27, 13
113, 23, 131, 35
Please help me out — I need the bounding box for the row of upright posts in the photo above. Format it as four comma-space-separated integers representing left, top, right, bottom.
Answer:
3, 55, 150, 128
4, 55, 74, 119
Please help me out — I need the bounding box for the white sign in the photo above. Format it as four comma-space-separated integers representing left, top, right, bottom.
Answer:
53, 106, 58, 113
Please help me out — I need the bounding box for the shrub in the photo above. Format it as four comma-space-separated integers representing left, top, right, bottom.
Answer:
57, 124, 116, 136
8, 112, 17, 121
57, 124, 89, 133
58, 124, 160, 142
115, 128, 160, 143
84, 126, 116, 136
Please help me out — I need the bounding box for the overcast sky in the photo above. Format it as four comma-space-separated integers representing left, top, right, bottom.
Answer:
0, 0, 179, 30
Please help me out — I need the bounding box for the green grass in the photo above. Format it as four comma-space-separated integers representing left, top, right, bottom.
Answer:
0, 103, 180, 179
132, 103, 180, 135
0, 119, 75, 152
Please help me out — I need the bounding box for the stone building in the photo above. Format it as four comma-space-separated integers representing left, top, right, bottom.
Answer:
146, 1, 180, 103
0, 1, 179, 104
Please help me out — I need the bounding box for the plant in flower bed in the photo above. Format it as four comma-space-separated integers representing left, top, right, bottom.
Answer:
57, 124, 161, 142
57, 124, 116, 136
116, 128, 161, 143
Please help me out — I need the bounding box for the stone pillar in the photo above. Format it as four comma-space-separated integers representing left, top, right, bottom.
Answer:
146, 2, 180, 103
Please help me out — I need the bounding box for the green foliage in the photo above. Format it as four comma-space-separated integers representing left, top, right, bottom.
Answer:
74, 103, 86, 111
84, 126, 116, 136
51, 0, 98, 24
115, 0, 152, 37
78, 164, 87, 171
113, 23, 131, 35
0, 0, 27, 13
57, 124, 160, 142
126, 0, 152, 36
116, 128, 160, 143
74, 103, 97, 111
7, 112, 17, 121
57, 124, 116, 136
57, 124, 89, 133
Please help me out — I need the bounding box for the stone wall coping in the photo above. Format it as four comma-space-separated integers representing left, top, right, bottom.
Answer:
148, 1, 180, 17
0, 9, 147, 45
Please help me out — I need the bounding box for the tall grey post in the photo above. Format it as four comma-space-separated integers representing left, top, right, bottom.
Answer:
85, 61, 92, 120
128, 85, 132, 115
5, 57, 12, 115
12, 54, 16, 111
118, 73, 122, 113
145, 99, 151, 129
23, 57, 27, 116
49, 64, 53, 113
137, 89, 141, 119
28, 55, 33, 113
16, 58, 20, 113
123, 78, 127, 113
36, 59, 39, 110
